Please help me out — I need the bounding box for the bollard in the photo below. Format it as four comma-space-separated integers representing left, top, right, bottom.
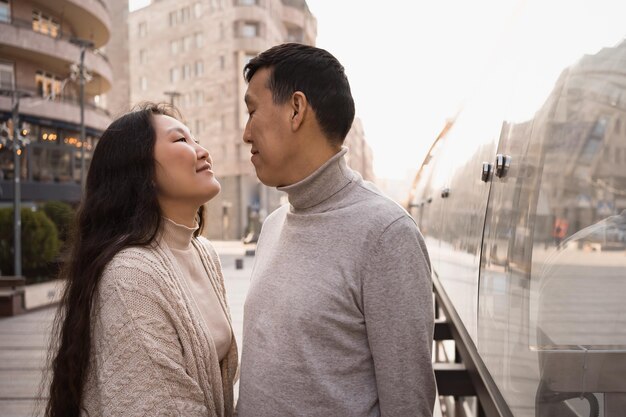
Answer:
235, 258, 244, 269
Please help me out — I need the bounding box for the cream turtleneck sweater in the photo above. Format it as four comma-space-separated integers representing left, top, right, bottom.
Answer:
162, 217, 232, 360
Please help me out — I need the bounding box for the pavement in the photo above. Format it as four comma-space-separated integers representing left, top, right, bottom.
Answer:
0, 240, 254, 417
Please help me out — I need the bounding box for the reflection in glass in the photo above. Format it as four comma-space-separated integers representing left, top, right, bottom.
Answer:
478, 39, 626, 417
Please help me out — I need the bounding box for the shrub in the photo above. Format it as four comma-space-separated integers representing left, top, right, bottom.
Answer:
42, 201, 75, 243
0, 207, 59, 276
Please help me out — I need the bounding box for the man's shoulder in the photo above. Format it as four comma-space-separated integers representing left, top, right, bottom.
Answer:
264, 204, 290, 226
351, 179, 416, 231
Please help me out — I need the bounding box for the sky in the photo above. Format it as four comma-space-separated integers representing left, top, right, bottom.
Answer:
129, 0, 519, 180
129, 0, 626, 181
306, 0, 528, 180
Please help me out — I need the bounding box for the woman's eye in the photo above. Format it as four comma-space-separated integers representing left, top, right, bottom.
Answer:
175, 137, 186, 142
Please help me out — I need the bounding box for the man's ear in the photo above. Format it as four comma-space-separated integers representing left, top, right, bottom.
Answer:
290, 91, 308, 131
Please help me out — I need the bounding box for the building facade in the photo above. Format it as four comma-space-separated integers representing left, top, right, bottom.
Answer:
0, 0, 113, 203
128, 0, 319, 239
344, 117, 375, 182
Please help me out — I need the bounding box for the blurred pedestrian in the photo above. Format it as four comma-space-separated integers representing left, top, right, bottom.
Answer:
45, 103, 237, 417
238, 43, 435, 417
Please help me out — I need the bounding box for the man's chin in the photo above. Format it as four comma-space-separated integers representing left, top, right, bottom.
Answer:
256, 172, 279, 187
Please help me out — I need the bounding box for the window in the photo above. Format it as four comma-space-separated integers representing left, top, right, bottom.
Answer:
244, 53, 257, 65
0, 0, 10, 23
183, 36, 193, 52
179, 7, 191, 24
139, 76, 147, 91
240, 21, 259, 38
195, 119, 204, 134
35, 71, 61, 98
195, 90, 205, 106
287, 27, 303, 43
219, 55, 225, 70
170, 68, 179, 83
138, 21, 147, 37
0, 62, 14, 90
194, 3, 202, 18
170, 40, 179, 55
169, 11, 177, 26
195, 32, 204, 48
195, 60, 204, 77
139, 49, 147, 64
182, 64, 191, 80
32, 10, 60, 38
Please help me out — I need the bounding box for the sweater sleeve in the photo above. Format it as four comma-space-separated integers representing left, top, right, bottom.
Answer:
87, 264, 209, 417
362, 216, 436, 417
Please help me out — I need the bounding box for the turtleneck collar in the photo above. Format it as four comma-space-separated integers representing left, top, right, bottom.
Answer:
278, 147, 354, 211
161, 217, 198, 250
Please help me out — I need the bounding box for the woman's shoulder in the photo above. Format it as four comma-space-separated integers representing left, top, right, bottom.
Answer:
194, 236, 218, 258
101, 245, 170, 289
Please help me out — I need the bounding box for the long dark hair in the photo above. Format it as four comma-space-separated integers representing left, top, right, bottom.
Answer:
45, 103, 204, 417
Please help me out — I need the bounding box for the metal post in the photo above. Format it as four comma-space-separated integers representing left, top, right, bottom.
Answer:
11, 92, 21, 277
79, 46, 86, 189
1, 88, 31, 277
70, 37, 94, 190
164, 91, 181, 106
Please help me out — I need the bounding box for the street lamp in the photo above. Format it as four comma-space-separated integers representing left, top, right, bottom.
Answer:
69, 37, 95, 190
164, 91, 181, 106
0, 88, 32, 277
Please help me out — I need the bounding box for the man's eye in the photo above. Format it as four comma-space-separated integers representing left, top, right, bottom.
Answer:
176, 137, 186, 142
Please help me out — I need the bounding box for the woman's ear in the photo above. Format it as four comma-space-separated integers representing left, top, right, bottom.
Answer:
290, 91, 308, 131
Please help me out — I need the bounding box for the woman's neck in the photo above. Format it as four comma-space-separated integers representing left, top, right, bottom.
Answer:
159, 199, 199, 228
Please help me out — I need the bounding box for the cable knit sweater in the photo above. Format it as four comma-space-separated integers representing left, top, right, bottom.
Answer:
82, 231, 238, 417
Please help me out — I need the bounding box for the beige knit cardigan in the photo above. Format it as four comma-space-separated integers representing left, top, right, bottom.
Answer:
82, 236, 238, 417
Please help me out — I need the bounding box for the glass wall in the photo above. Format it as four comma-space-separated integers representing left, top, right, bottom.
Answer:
414, 0, 626, 415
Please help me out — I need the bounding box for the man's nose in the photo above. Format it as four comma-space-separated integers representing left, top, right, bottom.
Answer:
243, 122, 252, 143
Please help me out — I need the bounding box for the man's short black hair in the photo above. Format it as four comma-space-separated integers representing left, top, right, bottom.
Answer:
244, 43, 355, 144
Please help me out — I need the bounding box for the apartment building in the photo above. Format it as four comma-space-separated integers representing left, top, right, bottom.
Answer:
0, 0, 113, 202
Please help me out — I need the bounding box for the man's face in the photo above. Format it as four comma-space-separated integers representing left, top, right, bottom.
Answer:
243, 68, 298, 187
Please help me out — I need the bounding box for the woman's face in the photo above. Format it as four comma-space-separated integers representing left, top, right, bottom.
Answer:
153, 114, 220, 208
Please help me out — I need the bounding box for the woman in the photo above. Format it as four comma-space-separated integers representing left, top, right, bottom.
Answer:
45, 103, 237, 417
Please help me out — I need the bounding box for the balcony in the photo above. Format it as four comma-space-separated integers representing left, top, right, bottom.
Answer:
0, 20, 112, 95
0, 89, 111, 132
31, 0, 111, 47
280, 4, 316, 45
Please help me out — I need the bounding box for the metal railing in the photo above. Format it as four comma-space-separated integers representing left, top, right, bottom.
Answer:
0, 86, 110, 117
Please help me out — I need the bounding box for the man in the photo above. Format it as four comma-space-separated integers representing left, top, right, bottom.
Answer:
238, 43, 435, 417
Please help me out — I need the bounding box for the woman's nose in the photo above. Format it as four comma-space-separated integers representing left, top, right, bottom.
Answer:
196, 143, 209, 160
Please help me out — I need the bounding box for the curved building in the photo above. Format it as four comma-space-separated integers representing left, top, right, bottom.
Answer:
0, 0, 113, 203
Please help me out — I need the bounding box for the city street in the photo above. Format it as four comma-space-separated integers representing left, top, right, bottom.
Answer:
0, 241, 254, 417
